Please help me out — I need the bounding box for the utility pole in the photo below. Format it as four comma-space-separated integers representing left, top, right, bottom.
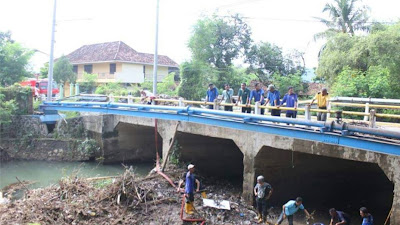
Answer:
47, 0, 57, 101
152, 0, 160, 95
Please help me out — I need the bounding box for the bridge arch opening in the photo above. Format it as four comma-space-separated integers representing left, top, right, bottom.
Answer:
254, 147, 393, 224
102, 122, 162, 163
176, 132, 244, 184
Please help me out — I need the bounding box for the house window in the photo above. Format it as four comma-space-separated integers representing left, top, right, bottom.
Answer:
110, 63, 116, 74
84, 65, 93, 74
72, 65, 78, 74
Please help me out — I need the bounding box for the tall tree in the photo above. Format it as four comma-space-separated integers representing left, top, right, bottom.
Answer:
40, 62, 49, 78
315, 0, 370, 40
317, 22, 400, 97
188, 14, 252, 88
246, 42, 305, 84
0, 31, 33, 86
53, 55, 76, 85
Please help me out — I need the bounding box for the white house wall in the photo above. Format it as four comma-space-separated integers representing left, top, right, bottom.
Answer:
115, 64, 145, 83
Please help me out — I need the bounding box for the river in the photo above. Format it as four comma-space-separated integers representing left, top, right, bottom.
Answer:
0, 160, 154, 190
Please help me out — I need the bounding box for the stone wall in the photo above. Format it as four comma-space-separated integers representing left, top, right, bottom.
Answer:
1, 138, 97, 161
0, 115, 100, 162
1, 116, 47, 138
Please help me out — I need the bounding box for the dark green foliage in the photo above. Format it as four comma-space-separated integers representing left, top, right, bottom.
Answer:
317, 22, 400, 99
0, 31, 34, 86
53, 55, 76, 85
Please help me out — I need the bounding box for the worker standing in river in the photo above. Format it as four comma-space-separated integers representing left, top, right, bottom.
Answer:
275, 197, 312, 225
359, 207, 373, 225
185, 164, 198, 215
329, 208, 351, 225
254, 175, 273, 224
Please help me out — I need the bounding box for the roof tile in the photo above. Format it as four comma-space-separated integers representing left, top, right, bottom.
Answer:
66, 41, 178, 67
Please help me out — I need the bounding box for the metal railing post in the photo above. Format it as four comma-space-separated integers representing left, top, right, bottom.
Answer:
255, 102, 261, 115
59, 83, 64, 99
70, 83, 74, 96
178, 97, 185, 107
213, 99, 218, 110
109, 94, 114, 103
364, 103, 370, 121
305, 104, 311, 121
369, 109, 376, 128
128, 94, 133, 104
75, 83, 80, 96
327, 101, 331, 119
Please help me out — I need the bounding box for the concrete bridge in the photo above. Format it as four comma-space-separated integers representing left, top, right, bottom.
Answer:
41, 102, 400, 224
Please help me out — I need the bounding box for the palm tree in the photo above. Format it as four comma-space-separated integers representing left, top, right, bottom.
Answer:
315, 0, 370, 40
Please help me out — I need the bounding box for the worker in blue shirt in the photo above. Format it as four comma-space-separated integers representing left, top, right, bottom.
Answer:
205, 83, 218, 109
276, 197, 312, 225
248, 83, 265, 115
329, 208, 351, 225
185, 164, 198, 215
279, 86, 298, 119
265, 84, 281, 117
360, 207, 373, 225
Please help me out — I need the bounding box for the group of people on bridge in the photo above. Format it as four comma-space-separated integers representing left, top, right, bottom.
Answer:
206, 83, 330, 121
179, 164, 374, 225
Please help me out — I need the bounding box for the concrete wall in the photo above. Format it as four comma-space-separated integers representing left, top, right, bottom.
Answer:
116, 63, 145, 83
82, 114, 400, 224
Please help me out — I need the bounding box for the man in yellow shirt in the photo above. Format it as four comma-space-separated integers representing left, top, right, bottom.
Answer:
310, 88, 329, 121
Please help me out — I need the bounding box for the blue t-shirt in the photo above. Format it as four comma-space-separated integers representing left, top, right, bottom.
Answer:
284, 200, 304, 216
249, 89, 265, 104
266, 90, 280, 106
333, 211, 351, 224
281, 93, 298, 113
206, 88, 218, 102
362, 214, 373, 225
185, 172, 195, 194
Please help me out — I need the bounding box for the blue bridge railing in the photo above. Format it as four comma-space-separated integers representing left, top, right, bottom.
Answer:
40, 101, 400, 156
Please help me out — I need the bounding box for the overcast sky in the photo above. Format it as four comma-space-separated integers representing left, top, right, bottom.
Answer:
1, 0, 399, 72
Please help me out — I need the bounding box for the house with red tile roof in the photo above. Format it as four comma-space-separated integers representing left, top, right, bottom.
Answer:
65, 41, 179, 84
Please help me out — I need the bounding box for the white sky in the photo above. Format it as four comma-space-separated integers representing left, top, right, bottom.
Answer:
1, 0, 399, 72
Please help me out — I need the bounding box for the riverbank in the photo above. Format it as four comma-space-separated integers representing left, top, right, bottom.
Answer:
1, 165, 331, 225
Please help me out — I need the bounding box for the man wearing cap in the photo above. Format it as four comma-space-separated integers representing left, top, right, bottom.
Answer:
205, 83, 219, 109
254, 175, 273, 224
185, 164, 198, 214
310, 88, 329, 121
265, 84, 281, 117
276, 197, 312, 225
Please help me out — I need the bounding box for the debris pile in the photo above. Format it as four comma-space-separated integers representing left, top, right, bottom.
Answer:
0, 166, 313, 225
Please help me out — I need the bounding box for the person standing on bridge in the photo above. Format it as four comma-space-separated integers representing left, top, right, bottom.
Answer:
264, 84, 281, 117
185, 164, 198, 215
249, 83, 265, 115
237, 83, 251, 113
310, 87, 330, 121
140, 89, 155, 105
329, 208, 351, 225
279, 86, 298, 119
205, 83, 218, 109
275, 197, 312, 225
254, 175, 273, 224
222, 84, 234, 111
